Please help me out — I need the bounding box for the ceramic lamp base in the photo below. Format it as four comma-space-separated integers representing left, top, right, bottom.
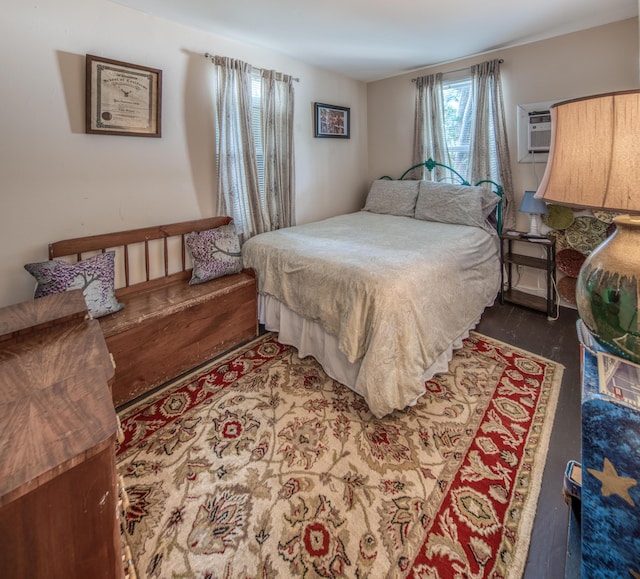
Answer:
576, 215, 640, 363
528, 214, 542, 236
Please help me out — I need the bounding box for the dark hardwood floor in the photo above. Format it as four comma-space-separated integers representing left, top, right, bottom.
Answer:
476, 301, 581, 579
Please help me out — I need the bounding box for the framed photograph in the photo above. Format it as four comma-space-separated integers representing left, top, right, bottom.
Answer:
597, 351, 640, 409
86, 55, 162, 137
314, 102, 350, 139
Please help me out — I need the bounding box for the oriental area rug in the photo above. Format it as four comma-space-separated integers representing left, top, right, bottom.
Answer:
116, 332, 564, 579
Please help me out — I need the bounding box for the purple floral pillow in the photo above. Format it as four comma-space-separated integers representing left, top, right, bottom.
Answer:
24, 251, 124, 318
186, 223, 242, 285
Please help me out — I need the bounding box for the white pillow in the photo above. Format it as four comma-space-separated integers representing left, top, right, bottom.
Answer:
414, 181, 500, 227
363, 180, 419, 217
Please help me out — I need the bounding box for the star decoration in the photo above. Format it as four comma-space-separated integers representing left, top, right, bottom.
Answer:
587, 457, 637, 507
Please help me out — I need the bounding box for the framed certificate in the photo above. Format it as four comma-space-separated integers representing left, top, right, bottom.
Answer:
86, 55, 162, 137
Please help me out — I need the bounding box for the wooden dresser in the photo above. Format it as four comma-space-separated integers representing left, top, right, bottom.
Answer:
0, 290, 122, 578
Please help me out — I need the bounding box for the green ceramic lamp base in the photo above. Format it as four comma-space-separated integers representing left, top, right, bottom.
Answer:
576, 215, 640, 364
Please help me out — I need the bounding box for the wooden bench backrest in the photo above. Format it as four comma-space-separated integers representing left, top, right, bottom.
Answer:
49, 216, 232, 297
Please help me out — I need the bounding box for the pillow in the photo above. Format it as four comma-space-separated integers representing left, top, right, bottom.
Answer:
24, 251, 124, 318
363, 179, 419, 217
186, 223, 243, 285
414, 181, 500, 228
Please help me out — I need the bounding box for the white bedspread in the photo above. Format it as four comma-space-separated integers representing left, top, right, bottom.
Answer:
242, 211, 500, 417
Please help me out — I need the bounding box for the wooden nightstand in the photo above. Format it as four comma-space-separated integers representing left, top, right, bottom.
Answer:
500, 231, 557, 317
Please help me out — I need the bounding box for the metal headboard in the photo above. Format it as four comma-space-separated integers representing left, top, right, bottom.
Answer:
380, 158, 504, 235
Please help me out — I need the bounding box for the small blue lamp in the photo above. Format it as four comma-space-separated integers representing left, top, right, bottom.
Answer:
519, 190, 547, 236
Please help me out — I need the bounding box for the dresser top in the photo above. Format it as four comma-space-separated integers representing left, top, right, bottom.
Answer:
0, 291, 116, 506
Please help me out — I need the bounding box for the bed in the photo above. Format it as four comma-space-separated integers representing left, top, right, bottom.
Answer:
242, 159, 504, 418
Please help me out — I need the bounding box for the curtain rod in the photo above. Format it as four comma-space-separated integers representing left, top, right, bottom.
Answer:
411, 58, 504, 82
204, 53, 299, 82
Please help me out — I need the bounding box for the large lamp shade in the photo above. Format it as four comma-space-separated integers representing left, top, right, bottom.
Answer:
536, 90, 640, 212
535, 90, 640, 363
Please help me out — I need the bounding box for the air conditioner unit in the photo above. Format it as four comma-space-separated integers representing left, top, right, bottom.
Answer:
527, 111, 552, 153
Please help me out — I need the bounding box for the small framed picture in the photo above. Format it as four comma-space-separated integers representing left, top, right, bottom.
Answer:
314, 102, 350, 139
86, 55, 162, 137
598, 351, 640, 409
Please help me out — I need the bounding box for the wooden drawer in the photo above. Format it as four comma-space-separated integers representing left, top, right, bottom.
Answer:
107, 276, 258, 407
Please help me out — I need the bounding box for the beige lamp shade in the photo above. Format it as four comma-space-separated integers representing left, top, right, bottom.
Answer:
535, 90, 640, 213
538, 90, 640, 364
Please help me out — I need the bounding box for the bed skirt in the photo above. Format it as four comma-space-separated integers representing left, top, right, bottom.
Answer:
258, 293, 483, 412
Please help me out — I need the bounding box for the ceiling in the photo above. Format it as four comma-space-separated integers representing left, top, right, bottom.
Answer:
112, 0, 638, 82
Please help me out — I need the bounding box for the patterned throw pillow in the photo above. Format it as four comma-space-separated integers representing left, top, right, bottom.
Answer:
24, 251, 124, 318
186, 223, 243, 285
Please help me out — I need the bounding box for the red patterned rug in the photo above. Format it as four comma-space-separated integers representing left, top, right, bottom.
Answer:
116, 332, 563, 578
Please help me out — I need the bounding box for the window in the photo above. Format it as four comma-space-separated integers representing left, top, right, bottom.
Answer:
413, 58, 514, 230
442, 78, 472, 178
442, 76, 498, 181
251, 73, 265, 206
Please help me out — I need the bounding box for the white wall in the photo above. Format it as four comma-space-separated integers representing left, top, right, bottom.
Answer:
367, 18, 639, 302
2, 5, 638, 310
368, 18, 639, 208
0, 0, 368, 308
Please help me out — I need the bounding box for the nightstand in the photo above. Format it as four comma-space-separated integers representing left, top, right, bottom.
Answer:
500, 232, 557, 317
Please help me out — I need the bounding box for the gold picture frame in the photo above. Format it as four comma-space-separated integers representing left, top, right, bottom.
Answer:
86, 55, 162, 137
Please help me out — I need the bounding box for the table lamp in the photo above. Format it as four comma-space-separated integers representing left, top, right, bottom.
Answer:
535, 89, 640, 363
519, 190, 547, 236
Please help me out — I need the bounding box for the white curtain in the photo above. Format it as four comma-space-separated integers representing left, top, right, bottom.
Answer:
411, 73, 449, 181
212, 57, 295, 239
469, 59, 516, 230
261, 69, 295, 231
213, 57, 262, 239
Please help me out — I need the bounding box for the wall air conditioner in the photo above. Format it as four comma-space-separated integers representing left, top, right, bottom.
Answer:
527, 111, 552, 153
517, 100, 556, 163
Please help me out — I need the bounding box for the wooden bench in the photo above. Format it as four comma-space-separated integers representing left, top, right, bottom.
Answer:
49, 216, 258, 408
